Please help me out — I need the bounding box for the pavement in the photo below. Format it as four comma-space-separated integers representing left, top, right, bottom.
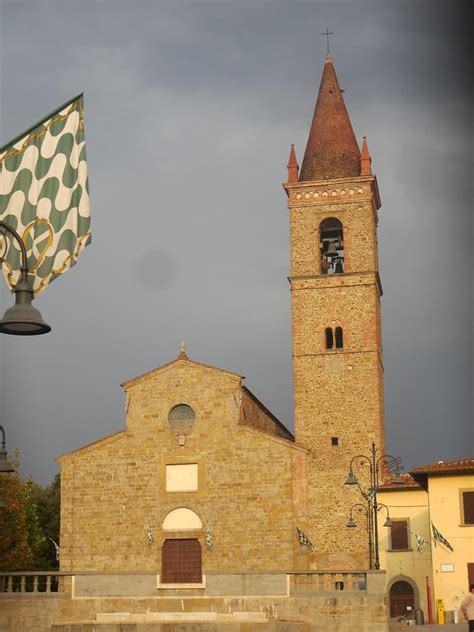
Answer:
389, 623, 466, 631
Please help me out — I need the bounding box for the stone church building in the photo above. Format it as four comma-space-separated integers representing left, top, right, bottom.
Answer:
58, 53, 385, 584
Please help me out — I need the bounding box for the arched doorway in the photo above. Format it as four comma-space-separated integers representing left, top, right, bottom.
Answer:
161, 538, 202, 583
161, 508, 203, 584
390, 580, 415, 617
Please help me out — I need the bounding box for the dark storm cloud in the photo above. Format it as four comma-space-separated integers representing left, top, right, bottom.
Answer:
0, 0, 471, 483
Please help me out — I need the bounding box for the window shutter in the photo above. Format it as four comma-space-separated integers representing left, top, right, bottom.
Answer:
463, 491, 474, 524
391, 520, 409, 550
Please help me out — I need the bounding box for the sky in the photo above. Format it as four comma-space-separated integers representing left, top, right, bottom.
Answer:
0, 0, 472, 485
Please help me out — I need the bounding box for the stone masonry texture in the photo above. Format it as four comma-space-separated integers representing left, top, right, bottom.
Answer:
58, 359, 307, 573
284, 175, 385, 569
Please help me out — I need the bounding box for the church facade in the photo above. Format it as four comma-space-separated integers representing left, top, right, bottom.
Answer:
58, 53, 385, 579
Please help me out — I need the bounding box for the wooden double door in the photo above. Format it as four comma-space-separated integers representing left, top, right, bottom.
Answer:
390, 580, 415, 617
161, 538, 202, 584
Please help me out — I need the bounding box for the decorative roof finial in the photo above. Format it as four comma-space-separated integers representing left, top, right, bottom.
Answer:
179, 341, 188, 359
287, 144, 299, 183
360, 136, 372, 175
321, 28, 334, 54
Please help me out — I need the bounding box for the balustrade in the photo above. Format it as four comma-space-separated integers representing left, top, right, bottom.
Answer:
0, 572, 64, 595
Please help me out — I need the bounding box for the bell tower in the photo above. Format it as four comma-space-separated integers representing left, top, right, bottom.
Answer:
284, 54, 385, 568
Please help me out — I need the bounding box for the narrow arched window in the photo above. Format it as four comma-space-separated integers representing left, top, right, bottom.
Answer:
325, 327, 334, 350
335, 327, 344, 349
319, 218, 344, 275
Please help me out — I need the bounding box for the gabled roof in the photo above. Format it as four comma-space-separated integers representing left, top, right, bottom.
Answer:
241, 385, 295, 442
299, 54, 361, 182
410, 458, 474, 490
121, 354, 243, 389
57, 429, 125, 462
378, 472, 422, 492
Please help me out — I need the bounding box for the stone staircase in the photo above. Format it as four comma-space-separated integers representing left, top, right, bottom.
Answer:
51, 608, 289, 631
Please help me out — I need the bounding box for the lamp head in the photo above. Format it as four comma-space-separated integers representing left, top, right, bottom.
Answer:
383, 516, 393, 528
345, 470, 358, 486
346, 517, 356, 528
0, 448, 15, 473
0, 279, 51, 336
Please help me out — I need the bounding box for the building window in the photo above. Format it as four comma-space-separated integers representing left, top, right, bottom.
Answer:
326, 326, 344, 350
325, 327, 334, 349
462, 491, 474, 525
319, 218, 344, 275
168, 404, 195, 435
331, 437, 339, 446
390, 520, 409, 550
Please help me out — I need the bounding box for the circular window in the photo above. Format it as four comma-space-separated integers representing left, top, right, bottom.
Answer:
168, 404, 195, 435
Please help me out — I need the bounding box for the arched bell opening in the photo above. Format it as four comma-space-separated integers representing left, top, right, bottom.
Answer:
319, 218, 344, 275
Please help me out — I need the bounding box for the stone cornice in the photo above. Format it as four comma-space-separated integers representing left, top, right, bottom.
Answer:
283, 175, 381, 212
288, 271, 383, 297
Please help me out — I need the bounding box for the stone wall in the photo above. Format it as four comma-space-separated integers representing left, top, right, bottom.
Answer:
0, 582, 389, 632
58, 359, 306, 573
285, 176, 385, 568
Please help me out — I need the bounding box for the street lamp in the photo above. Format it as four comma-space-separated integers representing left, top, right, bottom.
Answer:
0, 425, 15, 510
0, 221, 51, 335
344, 441, 403, 570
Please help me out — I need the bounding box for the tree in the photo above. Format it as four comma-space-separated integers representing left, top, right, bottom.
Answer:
0, 473, 33, 571
27, 474, 60, 570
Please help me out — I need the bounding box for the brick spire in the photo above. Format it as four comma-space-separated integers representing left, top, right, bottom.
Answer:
287, 144, 299, 183
360, 136, 372, 175
299, 54, 361, 181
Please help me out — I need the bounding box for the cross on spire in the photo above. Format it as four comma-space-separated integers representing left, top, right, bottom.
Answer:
179, 340, 187, 357
321, 28, 334, 54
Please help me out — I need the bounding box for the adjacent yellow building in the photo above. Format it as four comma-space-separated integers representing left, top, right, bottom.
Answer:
378, 459, 474, 622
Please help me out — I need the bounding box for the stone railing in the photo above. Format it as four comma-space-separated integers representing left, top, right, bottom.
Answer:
289, 570, 367, 594
0, 572, 71, 595
0, 570, 378, 598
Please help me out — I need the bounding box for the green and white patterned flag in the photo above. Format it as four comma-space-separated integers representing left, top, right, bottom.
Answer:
0, 94, 90, 295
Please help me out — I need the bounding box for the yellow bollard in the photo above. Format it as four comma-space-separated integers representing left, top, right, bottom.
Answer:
436, 599, 445, 625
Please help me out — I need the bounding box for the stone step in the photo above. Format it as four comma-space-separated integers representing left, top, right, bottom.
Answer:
95, 611, 268, 623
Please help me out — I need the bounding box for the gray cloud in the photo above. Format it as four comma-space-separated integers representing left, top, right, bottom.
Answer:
0, 0, 471, 483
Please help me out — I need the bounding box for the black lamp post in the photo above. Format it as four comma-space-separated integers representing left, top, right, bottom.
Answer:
0, 425, 15, 510
0, 221, 51, 335
344, 441, 403, 570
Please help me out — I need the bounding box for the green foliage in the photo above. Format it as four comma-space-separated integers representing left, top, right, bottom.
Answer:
27, 473, 60, 570
0, 474, 33, 571
0, 469, 60, 571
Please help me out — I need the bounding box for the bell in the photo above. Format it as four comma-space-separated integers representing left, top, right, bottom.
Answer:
325, 241, 338, 257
